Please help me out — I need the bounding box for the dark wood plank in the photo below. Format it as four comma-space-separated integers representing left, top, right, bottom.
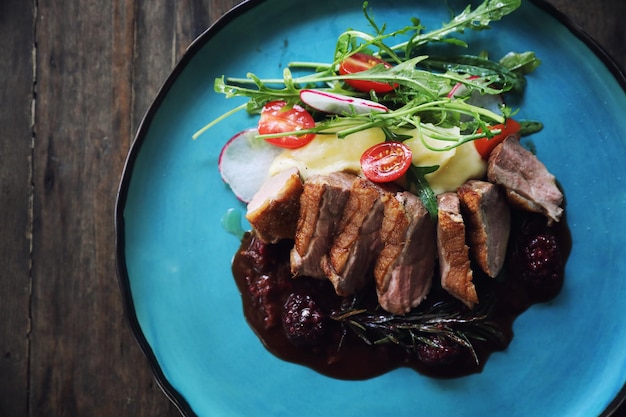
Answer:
29, 0, 166, 413
549, 0, 626, 73
131, 0, 241, 133
28, 1, 240, 416
0, 0, 35, 416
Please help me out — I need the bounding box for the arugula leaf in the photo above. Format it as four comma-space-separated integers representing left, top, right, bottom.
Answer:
406, 165, 439, 218
519, 120, 544, 136
333, 2, 423, 62
499, 51, 542, 76
420, 54, 529, 93
389, 0, 522, 54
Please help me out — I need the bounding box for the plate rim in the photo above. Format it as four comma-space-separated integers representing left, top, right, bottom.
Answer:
114, 1, 626, 416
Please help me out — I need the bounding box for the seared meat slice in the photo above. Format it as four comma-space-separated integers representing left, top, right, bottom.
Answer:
246, 167, 304, 244
321, 177, 386, 296
437, 192, 478, 309
458, 180, 510, 278
487, 136, 563, 224
375, 191, 436, 315
290, 172, 356, 278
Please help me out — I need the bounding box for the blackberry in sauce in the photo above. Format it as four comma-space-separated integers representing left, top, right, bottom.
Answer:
231, 209, 570, 380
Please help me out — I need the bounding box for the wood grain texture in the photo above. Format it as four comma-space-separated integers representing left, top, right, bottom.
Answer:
0, 0, 623, 416
549, 0, 626, 72
0, 0, 35, 416
29, 0, 174, 414
26, 1, 240, 416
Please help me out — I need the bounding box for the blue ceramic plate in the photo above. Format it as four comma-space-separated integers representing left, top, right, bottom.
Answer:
116, 1, 626, 416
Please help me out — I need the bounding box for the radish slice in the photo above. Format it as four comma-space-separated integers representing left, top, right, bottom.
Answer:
300, 89, 388, 115
448, 76, 504, 115
218, 128, 283, 203
467, 91, 504, 114
447, 75, 480, 99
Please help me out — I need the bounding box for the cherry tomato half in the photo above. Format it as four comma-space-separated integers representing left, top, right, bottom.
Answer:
258, 101, 316, 149
360, 141, 413, 183
338, 53, 396, 94
474, 119, 521, 160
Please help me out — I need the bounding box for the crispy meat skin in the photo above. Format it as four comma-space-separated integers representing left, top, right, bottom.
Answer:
487, 137, 563, 224
437, 192, 478, 308
322, 177, 385, 296
245, 167, 303, 244
375, 191, 436, 315
458, 180, 510, 278
290, 172, 356, 278
246, 122, 568, 320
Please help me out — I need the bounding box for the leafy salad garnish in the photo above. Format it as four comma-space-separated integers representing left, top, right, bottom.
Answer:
194, 0, 539, 141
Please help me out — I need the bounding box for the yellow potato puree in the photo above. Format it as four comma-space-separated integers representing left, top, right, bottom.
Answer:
269, 126, 486, 194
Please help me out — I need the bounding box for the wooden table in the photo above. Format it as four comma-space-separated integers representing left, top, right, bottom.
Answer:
1, 1, 624, 416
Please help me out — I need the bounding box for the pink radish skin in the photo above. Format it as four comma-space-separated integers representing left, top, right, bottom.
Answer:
447, 75, 480, 99
218, 128, 284, 203
300, 89, 388, 115
448, 76, 504, 114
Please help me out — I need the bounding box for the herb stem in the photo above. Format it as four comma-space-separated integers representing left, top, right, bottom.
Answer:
386, 0, 522, 54
288, 62, 333, 71
192, 102, 248, 140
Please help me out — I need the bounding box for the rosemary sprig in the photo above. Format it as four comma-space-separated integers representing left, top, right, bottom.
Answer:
331, 296, 506, 365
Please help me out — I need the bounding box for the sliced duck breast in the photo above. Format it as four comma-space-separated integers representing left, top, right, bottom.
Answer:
437, 192, 478, 309
321, 177, 386, 296
457, 180, 510, 278
245, 167, 304, 244
375, 191, 437, 315
487, 136, 563, 224
290, 172, 357, 278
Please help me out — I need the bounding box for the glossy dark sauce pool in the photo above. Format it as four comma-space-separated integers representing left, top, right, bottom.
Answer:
232, 210, 570, 380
